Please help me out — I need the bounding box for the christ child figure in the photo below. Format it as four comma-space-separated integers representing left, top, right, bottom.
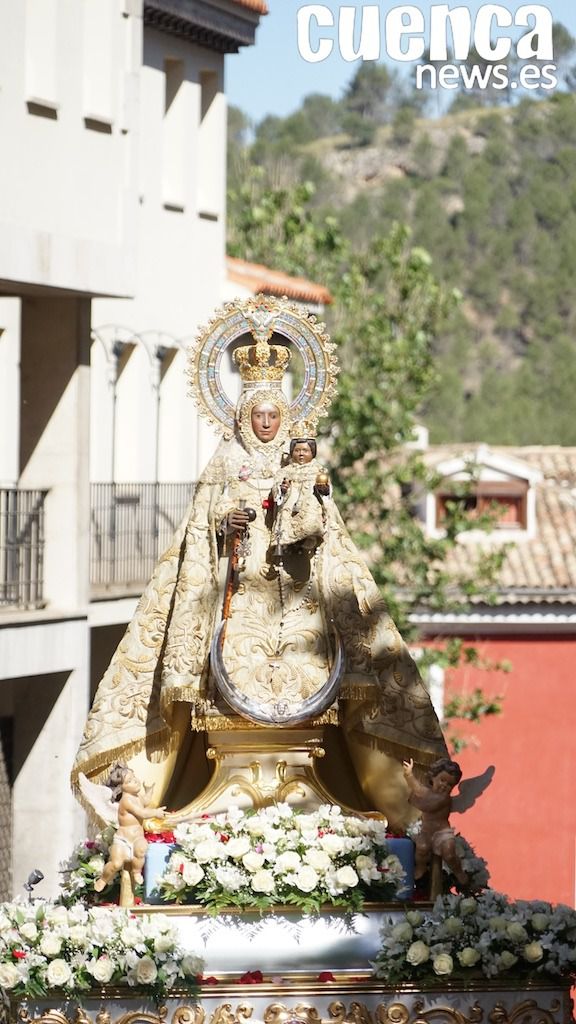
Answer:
273, 438, 330, 553
402, 756, 469, 888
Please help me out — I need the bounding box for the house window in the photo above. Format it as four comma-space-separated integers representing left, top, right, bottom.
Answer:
436, 481, 528, 530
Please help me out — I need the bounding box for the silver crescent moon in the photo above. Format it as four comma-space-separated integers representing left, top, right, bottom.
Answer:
209, 622, 344, 727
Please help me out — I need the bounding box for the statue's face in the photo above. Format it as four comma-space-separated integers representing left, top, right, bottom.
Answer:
251, 402, 281, 442
291, 442, 314, 465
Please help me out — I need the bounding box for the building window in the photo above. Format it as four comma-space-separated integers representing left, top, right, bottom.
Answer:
162, 58, 186, 211
25, 0, 59, 115
436, 481, 528, 530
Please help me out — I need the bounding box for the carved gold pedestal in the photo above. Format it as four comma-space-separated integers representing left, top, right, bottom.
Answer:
165, 725, 347, 824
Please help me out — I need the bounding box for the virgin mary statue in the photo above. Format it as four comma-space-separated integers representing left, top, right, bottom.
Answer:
73, 296, 446, 829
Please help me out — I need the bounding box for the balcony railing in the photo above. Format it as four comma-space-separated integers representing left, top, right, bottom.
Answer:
90, 482, 195, 596
0, 488, 47, 609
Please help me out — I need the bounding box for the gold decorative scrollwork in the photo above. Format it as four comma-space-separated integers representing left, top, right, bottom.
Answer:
263, 1005, 322, 1024
377, 1002, 484, 1024
208, 1005, 253, 1024
488, 1000, 562, 1024
172, 1007, 205, 1024
326, 1002, 373, 1024
112, 1010, 168, 1024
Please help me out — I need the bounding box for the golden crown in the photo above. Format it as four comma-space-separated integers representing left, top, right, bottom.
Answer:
233, 340, 291, 383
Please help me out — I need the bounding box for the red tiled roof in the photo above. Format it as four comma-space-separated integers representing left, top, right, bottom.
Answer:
227, 256, 333, 306
230, 0, 268, 13
427, 445, 576, 601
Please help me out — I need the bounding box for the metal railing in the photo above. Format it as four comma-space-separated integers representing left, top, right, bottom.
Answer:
90, 482, 195, 595
0, 488, 47, 609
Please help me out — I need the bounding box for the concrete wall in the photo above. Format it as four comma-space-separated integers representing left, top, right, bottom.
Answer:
0, 0, 139, 296
444, 634, 576, 906
0, 0, 235, 896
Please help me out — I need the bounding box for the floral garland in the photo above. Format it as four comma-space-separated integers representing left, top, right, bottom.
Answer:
374, 890, 576, 984
156, 804, 406, 913
0, 900, 203, 998
59, 827, 123, 905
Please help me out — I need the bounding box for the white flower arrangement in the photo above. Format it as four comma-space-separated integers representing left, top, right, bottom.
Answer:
0, 900, 204, 998
59, 827, 118, 904
157, 803, 406, 914
406, 822, 490, 893
375, 891, 576, 984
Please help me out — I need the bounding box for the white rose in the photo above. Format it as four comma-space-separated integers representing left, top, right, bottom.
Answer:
67, 903, 88, 924
460, 898, 477, 915
0, 963, 21, 988
88, 957, 115, 984
19, 922, 38, 942
88, 856, 105, 874
120, 925, 141, 947
135, 956, 158, 985
0, 913, 11, 932
489, 916, 508, 933
406, 941, 430, 966
44, 906, 69, 926
46, 959, 73, 988
40, 934, 63, 957
406, 910, 423, 926
335, 865, 359, 889
182, 862, 205, 886
226, 837, 251, 859
500, 950, 519, 969
457, 947, 481, 967
444, 915, 464, 936
68, 924, 90, 946
319, 833, 344, 855
195, 839, 224, 862
276, 851, 302, 873
242, 851, 265, 872
433, 953, 454, 976
251, 869, 276, 894
295, 866, 319, 893
531, 913, 550, 931
391, 921, 414, 943
154, 934, 174, 955
181, 954, 203, 976
506, 922, 528, 943
355, 854, 374, 872
306, 849, 332, 872
523, 941, 544, 963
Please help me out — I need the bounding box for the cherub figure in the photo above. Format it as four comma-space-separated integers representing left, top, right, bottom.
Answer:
79, 765, 165, 896
403, 757, 469, 888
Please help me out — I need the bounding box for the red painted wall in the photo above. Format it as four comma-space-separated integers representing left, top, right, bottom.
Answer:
442, 634, 575, 907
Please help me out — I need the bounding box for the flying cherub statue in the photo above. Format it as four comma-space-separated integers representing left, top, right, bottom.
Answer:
403, 758, 494, 891
78, 766, 165, 903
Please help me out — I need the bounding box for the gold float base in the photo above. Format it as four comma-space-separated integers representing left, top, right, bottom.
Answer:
11, 978, 573, 1024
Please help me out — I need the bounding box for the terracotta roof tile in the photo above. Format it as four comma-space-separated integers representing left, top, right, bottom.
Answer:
230, 0, 268, 14
227, 256, 333, 305
426, 445, 576, 602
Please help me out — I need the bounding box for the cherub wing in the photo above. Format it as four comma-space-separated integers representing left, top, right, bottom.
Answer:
78, 772, 119, 826
451, 765, 495, 814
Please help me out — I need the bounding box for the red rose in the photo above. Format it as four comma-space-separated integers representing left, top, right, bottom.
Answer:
13, 950, 26, 960
238, 970, 264, 984
318, 971, 335, 982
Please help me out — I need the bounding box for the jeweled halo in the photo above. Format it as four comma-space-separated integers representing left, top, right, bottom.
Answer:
186, 295, 339, 435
